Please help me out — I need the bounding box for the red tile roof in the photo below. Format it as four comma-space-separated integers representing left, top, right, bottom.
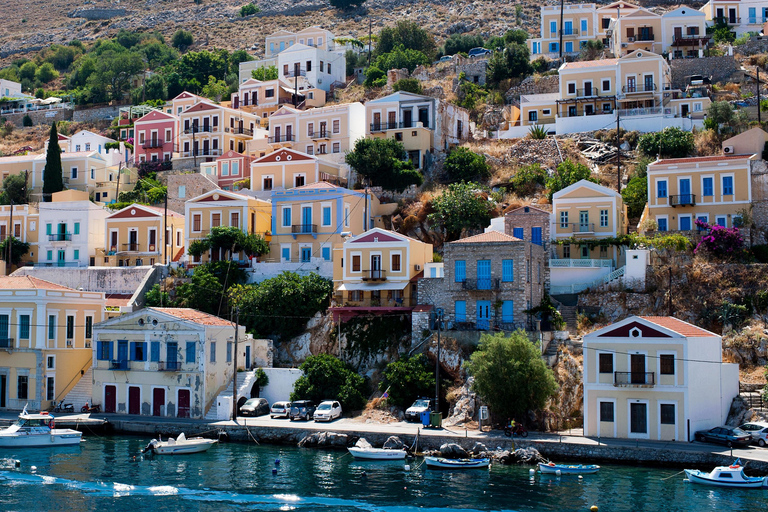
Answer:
142, 205, 185, 218
150, 308, 233, 326
451, 231, 523, 244
0, 276, 73, 291
639, 316, 717, 338
293, 181, 340, 190
563, 59, 618, 69
106, 294, 132, 307
654, 154, 751, 165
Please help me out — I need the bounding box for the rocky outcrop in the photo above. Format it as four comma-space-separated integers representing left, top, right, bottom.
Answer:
298, 431, 351, 448
723, 325, 768, 367
545, 347, 584, 431
439, 442, 469, 458
277, 312, 334, 366
726, 396, 755, 427
383, 436, 405, 450
444, 377, 477, 426
495, 447, 546, 465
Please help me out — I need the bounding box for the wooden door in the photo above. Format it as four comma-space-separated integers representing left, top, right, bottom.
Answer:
153, 387, 165, 416
128, 386, 140, 415
177, 389, 190, 418
631, 354, 646, 384
105, 385, 117, 413
630, 403, 647, 434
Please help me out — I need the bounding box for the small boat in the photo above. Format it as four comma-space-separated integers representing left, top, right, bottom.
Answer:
143, 433, 217, 455
538, 462, 601, 475
424, 456, 490, 469
685, 462, 767, 488
0, 407, 82, 447
348, 446, 407, 460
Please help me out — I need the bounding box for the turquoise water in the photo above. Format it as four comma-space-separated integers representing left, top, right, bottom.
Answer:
1, 436, 767, 511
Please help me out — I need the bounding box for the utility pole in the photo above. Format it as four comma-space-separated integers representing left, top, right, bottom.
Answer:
363, 178, 369, 231
616, 109, 621, 193
232, 306, 240, 421
434, 308, 443, 415
7, 198, 13, 274
163, 192, 168, 266
115, 161, 122, 203
758, 67, 762, 126
192, 121, 198, 169
559, 0, 564, 63
368, 18, 372, 67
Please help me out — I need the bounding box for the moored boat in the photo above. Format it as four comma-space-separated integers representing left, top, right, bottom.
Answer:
424, 456, 490, 469
143, 432, 217, 455
0, 408, 82, 447
684, 463, 767, 488
538, 462, 601, 475
348, 446, 407, 460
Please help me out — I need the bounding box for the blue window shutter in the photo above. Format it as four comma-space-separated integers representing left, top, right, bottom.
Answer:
502, 301, 514, 323
513, 227, 524, 240
454, 260, 466, 282
74, 222, 80, 235
150, 341, 160, 362
96, 341, 104, 360
186, 341, 196, 363
323, 207, 331, 225
455, 301, 466, 322
130, 342, 136, 360
322, 247, 331, 260
502, 259, 514, 282
531, 227, 542, 246
46, 223, 52, 235
282, 247, 290, 261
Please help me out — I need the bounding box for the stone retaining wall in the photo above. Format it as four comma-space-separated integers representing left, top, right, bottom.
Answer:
669, 56, 739, 90
69, 8, 128, 20
73, 105, 121, 123
735, 38, 768, 57
1, 108, 73, 128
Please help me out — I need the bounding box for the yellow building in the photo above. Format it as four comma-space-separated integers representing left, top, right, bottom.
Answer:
610, 7, 663, 57
231, 78, 326, 120
0, 276, 105, 411
184, 189, 272, 265
330, 228, 433, 318
642, 154, 757, 232
250, 148, 345, 195
661, 6, 709, 58
0, 203, 39, 271
96, 203, 185, 267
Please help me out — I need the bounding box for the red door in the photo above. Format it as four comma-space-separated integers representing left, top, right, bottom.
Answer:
153, 388, 165, 417
105, 385, 117, 413
178, 389, 190, 418
128, 386, 140, 415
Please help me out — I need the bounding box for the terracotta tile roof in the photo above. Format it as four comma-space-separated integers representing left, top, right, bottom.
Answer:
654, 154, 751, 165
105, 294, 132, 307
451, 231, 523, 244
563, 59, 618, 69
143, 205, 185, 218
293, 181, 340, 190
150, 308, 233, 327
639, 316, 717, 337
0, 276, 73, 291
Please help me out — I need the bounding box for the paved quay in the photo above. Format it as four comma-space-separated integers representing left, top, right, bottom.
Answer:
5, 411, 768, 473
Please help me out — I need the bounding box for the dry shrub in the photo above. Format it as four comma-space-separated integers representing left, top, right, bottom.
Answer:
502, 195, 527, 214
695, 129, 724, 156
401, 215, 419, 232
723, 83, 741, 94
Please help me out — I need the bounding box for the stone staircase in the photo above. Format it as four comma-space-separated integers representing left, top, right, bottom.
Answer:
559, 306, 579, 331
204, 370, 257, 421
62, 368, 93, 409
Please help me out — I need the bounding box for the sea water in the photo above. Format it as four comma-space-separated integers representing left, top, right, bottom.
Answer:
1, 436, 766, 511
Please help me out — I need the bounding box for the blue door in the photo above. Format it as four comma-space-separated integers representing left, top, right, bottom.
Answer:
531, 227, 542, 246
501, 300, 514, 325
301, 247, 312, 262
117, 341, 128, 367
477, 301, 491, 330
564, 20, 573, 35
679, 179, 691, 204
245, 346, 251, 369
302, 207, 312, 233
477, 260, 491, 289
513, 227, 524, 240
679, 216, 691, 231
455, 301, 466, 323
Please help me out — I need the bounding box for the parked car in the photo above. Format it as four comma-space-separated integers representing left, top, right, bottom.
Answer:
694, 426, 752, 447
468, 47, 492, 58
405, 398, 432, 422
239, 398, 269, 417
313, 401, 342, 422
739, 422, 768, 447
270, 401, 292, 419
290, 400, 316, 421
437, 55, 453, 63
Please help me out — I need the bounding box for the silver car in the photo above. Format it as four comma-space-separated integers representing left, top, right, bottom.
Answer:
270, 401, 291, 419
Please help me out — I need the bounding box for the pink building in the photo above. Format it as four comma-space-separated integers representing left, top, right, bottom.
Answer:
200, 150, 254, 191
134, 110, 178, 164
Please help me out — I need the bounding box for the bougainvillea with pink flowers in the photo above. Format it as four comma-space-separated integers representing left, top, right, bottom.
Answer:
694, 219, 745, 259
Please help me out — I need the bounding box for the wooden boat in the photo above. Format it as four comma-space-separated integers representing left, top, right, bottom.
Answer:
143, 433, 217, 455
538, 462, 601, 475
0, 408, 82, 448
685, 463, 767, 488
424, 456, 490, 469
348, 446, 407, 460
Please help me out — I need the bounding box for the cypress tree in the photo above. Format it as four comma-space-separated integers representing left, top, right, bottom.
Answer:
43, 122, 64, 200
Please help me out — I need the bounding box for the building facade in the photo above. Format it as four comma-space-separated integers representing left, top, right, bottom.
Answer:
249, 148, 345, 198
199, 150, 254, 191
133, 110, 178, 164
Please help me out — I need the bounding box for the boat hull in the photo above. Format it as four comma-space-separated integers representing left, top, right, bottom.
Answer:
348, 447, 406, 460
152, 440, 217, 455
538, 463, 600, 475
0, 430, 82, 448
684, 469, 766, 488
424, 456, 490, 469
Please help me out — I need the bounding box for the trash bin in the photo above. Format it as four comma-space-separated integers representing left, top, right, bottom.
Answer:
420, 410, 431, 427
430, 411, 442, 428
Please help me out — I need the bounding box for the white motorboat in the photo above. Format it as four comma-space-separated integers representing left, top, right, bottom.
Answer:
538, 462, 601, 475
424, 456, 490, 469
143, 432, 218, 455
0, 408, 82, 447
348, 446, 407, 460
685, 463, 767, 488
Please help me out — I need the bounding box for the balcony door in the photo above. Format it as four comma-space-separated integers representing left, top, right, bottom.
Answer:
564, 20, 573, 35
402, 109, 412, 128
418, 107, 429, 128
626, 76, 636, 93
477, 301, 491, 330
129, 230, 138, 251
630, 354, 646, 384
371, 255, 382, 279
579, 211, 589, 232
630, 402, 647, 434
167, 342, 178, 370
301, 206, 312, 233
583, 82, 592, 97
373, 112, 381, 130
388, 111, 396, 129
117, 341, 128, 366
57, 250, 65, 267
679, 178, 691, 204
128, 386, 140, 415
644, 75, 654, 92
477, 260, 491, 289
274, 126, 281, 142
285, 125, 292, 141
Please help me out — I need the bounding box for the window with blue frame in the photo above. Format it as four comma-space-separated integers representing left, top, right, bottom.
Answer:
97, 341, 113, 361
322, 206, 331, 226
48, 315, 55, 339
722, 176, 734, 195
454, 260, 466, 282
657, 218, 668, 231
565, 41, 573, 53
74, 222, 80, 235
19, 315, 30, 339
501, 300, 514, 323
186, 341, 196, 363
73, 249, 79, 260
549, 42, 558, 53
550, 21, 557, 34
513, 227, 524, 240
210, 342, 216, 363
581, 19, 588, 33
657, 180, 667, 198
322, 247, 331, 261
502, 259, 514, 282
150, 341, 160, 362
477, 260, 491, 289
531, 227, 542, 245
282, 207, 292, 227
130, 342, 147, 361
455, 301, 466, 322
282, 247, 290, 261
702, 177, 713, 196
46, 223, 52, 235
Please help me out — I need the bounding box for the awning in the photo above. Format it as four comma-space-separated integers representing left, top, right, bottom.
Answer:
337, 282, 409, 291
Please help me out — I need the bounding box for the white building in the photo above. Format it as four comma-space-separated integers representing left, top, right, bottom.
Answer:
66, 130, 131, 167
0, 79, 23, 98
700, 0, 768, 37
240, 44, 346, 93
583, 316, 739, 441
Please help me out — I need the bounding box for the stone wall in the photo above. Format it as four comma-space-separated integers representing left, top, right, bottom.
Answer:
504, 206, 551, 290
11, 266, 155, 295
162, 172, 218, 215
2, 108, 73, 128
69, 8, 128, 20
505, 75, 560, 103
669, 56, 739, 90
456, 59, 488, 86
735, 37, 768, 57
750, 159, 768, 245
72, 105, 121, 123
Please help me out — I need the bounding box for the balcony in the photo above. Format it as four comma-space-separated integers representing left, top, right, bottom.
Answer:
285, 68, 307, 78
370, 121, 431, 132
332, 297, 417, 308
622, 83, 656, 93
183, 125, 216, 134
181, 149, 222, 158
634, 32, 655, 42
361, 270, 387, 281
558, 222, 595, 234
549, 258, 614, 268
576, 88, 602, 98
614, 371, 655, 386
142, 139, 164, 149
226, 127, 254, 136
158, 361, 181, 371
747, 17, 768, 25
461, 278, 500, 291
48, 233, 72, 242
671, 34, 710, 46
562, 28, 580, 37
0, 338, 14, 350
291, 224, 317, 234
110, 360, 130, 370
670, 194, 696, 207
268, 134, 296, 143
122, 243, 140, 252
309, 130, 330, 140
714, 16, 740, 25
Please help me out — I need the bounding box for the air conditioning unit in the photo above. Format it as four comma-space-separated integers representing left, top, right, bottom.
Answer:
628, 36, 635, 42
414, 264, 422, 271
723, 145, 734, 154
66, 340, 73, 348
621, 43, 629, 48
85, 341, 91, 348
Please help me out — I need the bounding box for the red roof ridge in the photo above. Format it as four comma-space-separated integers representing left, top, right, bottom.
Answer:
638, 316, 717, 337
150, 307, 233, 326
451, 231, 523, 244
0, 276, 75, 291
653, 154, 752, 165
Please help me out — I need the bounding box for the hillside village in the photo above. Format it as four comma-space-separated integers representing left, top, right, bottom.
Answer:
0, 0, 767, 446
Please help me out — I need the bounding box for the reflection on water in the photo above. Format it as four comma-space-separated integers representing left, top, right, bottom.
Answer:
1, 436, 766, 511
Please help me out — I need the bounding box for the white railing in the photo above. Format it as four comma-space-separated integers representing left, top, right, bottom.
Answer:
590, 266, 625, 289
615, 107, 663, 117
549, 258, 613, 268
549, 266, 625, 295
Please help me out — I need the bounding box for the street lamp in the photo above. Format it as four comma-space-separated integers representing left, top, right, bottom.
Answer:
434, 308, 443, 413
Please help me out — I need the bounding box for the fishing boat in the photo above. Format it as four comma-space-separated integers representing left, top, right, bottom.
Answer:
143, 433, 217, 455
684, 462, 767, 488
424, 456, 490, 469
0, 408, 82, 447
348, 446, 407, 460
538, 462, 601, 475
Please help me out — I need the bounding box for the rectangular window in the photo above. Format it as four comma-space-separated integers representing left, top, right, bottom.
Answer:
232, 161, 239, 176
657, 218, 668, 231
85, 317, 93, 339
391, 253, 401, 272
333, 119, 340, 133
599, 401, 614, 422
722, 176, 734, 195
48, 315, 55, 340
211, 213, 221, 227
660, 354, 675, 375
97, 341, 112, 361
74, 222, 80, 235
599, 353, 613, 373
660, 404, 675, 425
501, 300, 514, 323
226, 342, 232, 362
66, 315, 75, 340
71, 167, 78, 179
210, 341, 216, 363
221, 162, 229, 176
150, 341, 160, 362
600, 209, 608, 227
231, 212, 239, 228
513, 227, 524, 240
322, 247, 331, 261
282, 207, 292, 227
702, 177, 713, 196
502, 259, 514, 282
560, 211, 569, 228
131, 342, 147, 361
186, 341, 196, 363
352, 254, 361, 272
657, 180, 667, 198
17, 375, 28, 400
567, 83, 575, 95
581, 19, 588, 33
455, 300, 466, 322
322, 206, 331, 226
454, 260, 466, 282
193, 214, 201, 232
550, 21, 557, 34
46, 377, 55, 401
332, 142, 340, 153
74, 249, 79, 260
46, 223, 52, 236
179, 185, 186, 199
344, 205, 350, 228
19, 315, 30, 339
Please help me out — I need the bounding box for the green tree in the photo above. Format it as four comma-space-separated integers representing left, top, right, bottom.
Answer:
291, 354, 368, 411
175, 265, 226, 315
0, 173, 29, 204
45, 44, 79, 71
144, 283, 172, 307
363, 65, 386, 88
22, 115, 33, 127
239, 3, 260, 16
442, 34, 484, 56
621, 174, 648, 218
345, 138, 423, 191
465, 331, 558, 422
636, 127, 694, 158
579, 39, 604, 61
376, 20, 436, 60
251, 65, 279, 81
171, 29, 194, 51
379, 354, 434, 408
143, 74, 168, 101
443, 147, 491, 183
138, 41, 179, 69
485, 29, 529, 50
428, 182, 494, 240
35, 62, 58, 83
18, 61, 37, 82
188, 226, 269, 260
392, 78, 422, 94
373, 45, 430, 74
116, 29, 142, 50
545, 159, 597, 200
43, 123, 63, 200
510, 163, 547, 197
706, 101, 735, 134
0, 237, 31, 267
329, 0, 366, 9
177, 50, 230, 88
487, 42, 532, 86
201, 75, 230, 102
87, 50, 144, 101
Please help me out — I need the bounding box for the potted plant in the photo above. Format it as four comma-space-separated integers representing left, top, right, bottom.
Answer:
639, 218, 658, 236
